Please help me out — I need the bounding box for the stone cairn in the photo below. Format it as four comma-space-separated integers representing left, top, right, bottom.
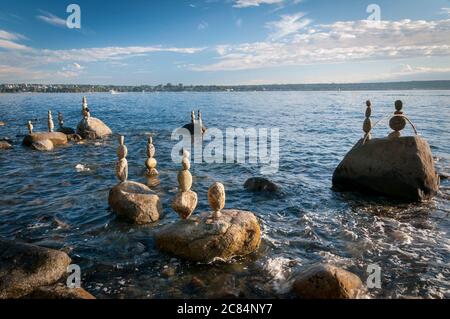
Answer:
27, 121, 33, 134
145, 136, 159, 177
115, 135, 128, 183
47, 110, 54, 133
82, 96, 90, 119
388, 100, 417, 138
362, 100, 372, 143
208, 182, 225, 219
171, 150, 198, 219
57, 112, 64, 129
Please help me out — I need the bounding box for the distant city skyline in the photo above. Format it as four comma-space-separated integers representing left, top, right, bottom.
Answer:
1, 0, 450, 85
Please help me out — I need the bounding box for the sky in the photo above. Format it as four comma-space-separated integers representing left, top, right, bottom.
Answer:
0, 0, 450, 85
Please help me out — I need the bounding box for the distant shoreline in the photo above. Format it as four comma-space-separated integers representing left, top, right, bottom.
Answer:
1, 80, 450, 93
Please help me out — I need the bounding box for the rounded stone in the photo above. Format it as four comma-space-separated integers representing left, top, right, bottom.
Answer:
108, 181, 162, 224
389, 115, 406, 132
181, 157, 191, 170
117, 145, 128, 159
365, 106, 372, 118
155, 209, 261, 262
146, 157, 157, 169
76, 117, 112, 139
363, 118, 372, 133
22, 132, 68, 147
178, 169, 192, 192
293, 264, 364, 299
0, 140, 12, 150
171, 190, 198, 219
115, 158, 128, 182
208, 182, 225, 213
147, 144, 155, 158
388, 131, 401, 138
395, 100, 403, 111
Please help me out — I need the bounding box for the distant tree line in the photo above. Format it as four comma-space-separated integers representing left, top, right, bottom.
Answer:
1, 81, 449, 93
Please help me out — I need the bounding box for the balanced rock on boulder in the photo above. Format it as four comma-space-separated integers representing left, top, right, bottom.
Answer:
156, 183, 260, 262
76, 96, 112, 139
22, 117, 68, 151
293, 264, 364, 299
332, 100, 439, 201
0, 239, 71, 299
108, 136, 162, 224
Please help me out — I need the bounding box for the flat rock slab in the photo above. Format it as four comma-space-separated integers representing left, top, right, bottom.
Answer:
155, 209, 261, 262
109, 181, 162, 224
332, 136, 439, 201
293, 264, 364, 299
22, 132, 68, 147
25, 283, 95, 299
0, 239, 71, 299
77, 117, 112, 139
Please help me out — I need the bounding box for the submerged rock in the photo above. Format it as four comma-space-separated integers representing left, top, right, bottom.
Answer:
22, 132, 68, 148
293, 264, 363, 299
155, 209, 261, 262
108, 181, 162, 224
0, 239, 71, 299
76, 117, 112, 139
332, 136, 439, 201
0, 140, 12, 150
25, 283, 95, 299
244, 177, 279, 193
57, 127, 76, 135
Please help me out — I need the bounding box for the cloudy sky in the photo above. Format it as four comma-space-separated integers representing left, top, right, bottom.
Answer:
1, 0, 450, 85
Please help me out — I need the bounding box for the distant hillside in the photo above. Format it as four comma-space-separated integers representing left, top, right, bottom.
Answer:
1, 80, 450, 93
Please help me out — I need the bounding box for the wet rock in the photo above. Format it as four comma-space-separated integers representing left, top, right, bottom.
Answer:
0, 140, 12, 150
244, 177, 279, 192
57, 127, 76, 135
332, 136, 439, 201
25, 283, 95, 299
161, 266, 176, 278
31, 139, 54, 151
0, 239, 71, 299
206, 274, 240, 298
22, 132, 68, 147
171, 190, 198, 219
293, 264, 363, 299
108, 181, 162, 224
0, 121, 5, 126
155, 209, 261, 262
76, 117, 112, 139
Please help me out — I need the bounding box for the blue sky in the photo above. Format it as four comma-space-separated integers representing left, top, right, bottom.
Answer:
1, 0, 450, 85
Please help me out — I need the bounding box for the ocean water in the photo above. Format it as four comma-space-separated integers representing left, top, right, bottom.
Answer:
0, 91, 449, 299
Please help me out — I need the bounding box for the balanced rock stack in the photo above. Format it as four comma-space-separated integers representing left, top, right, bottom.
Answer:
145, 136, 159, 177
56, 111, 76, 135
108, 135, 162, 224
76, 96, 112, 139
182, 110, 207, 136
332, 100, 439, 201
362, 100, 372, 142
22, 112, 68, 151
156, 182, 261, 262
171, 150, 198, 219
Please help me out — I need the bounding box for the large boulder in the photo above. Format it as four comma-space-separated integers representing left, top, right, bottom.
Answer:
244, 177, 279, 192
108, 181, 162, 224
25, 283, 95, 299
155, 209, 261, 262
332, 136, 439, 201
0, 239, 71, 299
293, 264, 364, 299
22, 132, 68, 147
76, 117, 112, 139
31, 139, 54, 151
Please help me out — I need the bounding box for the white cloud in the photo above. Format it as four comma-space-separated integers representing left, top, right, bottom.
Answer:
266, 12, 311, 39
36, 10, 66, 27
192, 19, 450, 71
233, 0, 284, 8
0, 29, 29, 50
